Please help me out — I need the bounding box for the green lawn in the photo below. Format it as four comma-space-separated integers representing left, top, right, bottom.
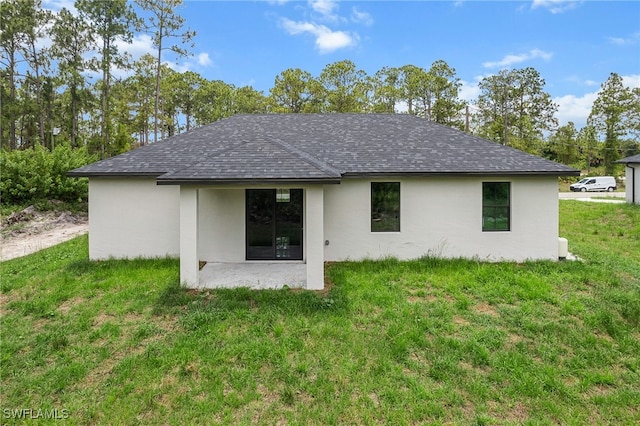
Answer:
1, 201, 639, 424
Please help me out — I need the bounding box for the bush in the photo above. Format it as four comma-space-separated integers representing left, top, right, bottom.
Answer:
0, 144, 97, 205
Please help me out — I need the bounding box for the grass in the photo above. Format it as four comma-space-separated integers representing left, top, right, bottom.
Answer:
1, 201, 639, 424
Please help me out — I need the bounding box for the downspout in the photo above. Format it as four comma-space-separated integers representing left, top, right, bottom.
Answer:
629, 164, 636, 204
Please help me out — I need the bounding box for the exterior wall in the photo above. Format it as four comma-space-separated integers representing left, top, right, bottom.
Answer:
88, 178, 180, 260
198, 188, 246, 262
323, 176, 560, 262
624, 164, 640, 205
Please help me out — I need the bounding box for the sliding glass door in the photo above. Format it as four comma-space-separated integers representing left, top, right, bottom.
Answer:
246, 189, 303, 260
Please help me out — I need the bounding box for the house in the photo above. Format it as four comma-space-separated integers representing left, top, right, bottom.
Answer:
616, 154, 640, 205
68, 114, 579, 290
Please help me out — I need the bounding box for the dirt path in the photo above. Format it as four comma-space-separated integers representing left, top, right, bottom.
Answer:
1, 207, 88, 262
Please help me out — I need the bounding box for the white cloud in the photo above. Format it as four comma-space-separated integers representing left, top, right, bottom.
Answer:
608, 32, 640, 46
482, 48, 553, 69
165, 52, 215, 74
309, 0, 338, 17
622, 74, 640, 89
351, 7, 373, 26
531, 0, 581, 14
117, 34, 156, 61
280, 18, 358, 53
553, 74, 639, 128
197, 52, 212, 67
459, 79, 481, 103
42, 0, 77, 14
553, 92, 597, 127
608, 37, 628, 46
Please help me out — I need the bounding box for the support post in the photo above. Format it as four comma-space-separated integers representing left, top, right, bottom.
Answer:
305, 186, 324, 290
180, 186, 199, 288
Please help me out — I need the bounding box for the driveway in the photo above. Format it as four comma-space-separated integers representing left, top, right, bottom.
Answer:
559, 192, 626, 203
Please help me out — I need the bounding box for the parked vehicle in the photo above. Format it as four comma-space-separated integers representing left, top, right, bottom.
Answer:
569, 176, 617, 192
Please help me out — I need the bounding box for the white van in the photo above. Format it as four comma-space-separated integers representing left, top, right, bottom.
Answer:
569, 176, 617, 192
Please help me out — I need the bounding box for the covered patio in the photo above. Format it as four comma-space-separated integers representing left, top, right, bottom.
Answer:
198, 262, 307, 290
179, 185, 326, 290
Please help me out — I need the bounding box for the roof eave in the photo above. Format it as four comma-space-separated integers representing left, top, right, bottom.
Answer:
155, 177, 342, 186
67, 171, 166, 178
342, 170, 581, 178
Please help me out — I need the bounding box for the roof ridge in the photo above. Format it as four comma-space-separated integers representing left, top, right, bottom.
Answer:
269, 138, 342, 177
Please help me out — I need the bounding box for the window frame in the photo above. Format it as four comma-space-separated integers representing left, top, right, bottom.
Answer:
371, 181, 401, 233
482, 182, 511, 232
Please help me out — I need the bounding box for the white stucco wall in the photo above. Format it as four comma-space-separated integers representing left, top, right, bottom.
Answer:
624, 164, 640, 205
198, 188, 246, 262
89, 176, 561, 276
88, 178, 180, 260
323, 176, 560, 262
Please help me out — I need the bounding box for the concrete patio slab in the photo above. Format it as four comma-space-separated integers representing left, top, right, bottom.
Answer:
198, 262, 307, 289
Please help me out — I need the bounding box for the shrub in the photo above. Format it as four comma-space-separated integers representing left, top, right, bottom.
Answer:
0, 144, 96, 205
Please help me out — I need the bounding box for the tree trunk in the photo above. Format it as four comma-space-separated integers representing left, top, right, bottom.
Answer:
71, 84, 77, 147
8, 48, 17, 149
29, 39, 45, 147
154, 21, 163, 143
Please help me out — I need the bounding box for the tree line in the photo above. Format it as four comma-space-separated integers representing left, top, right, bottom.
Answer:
2, 0, 639, 175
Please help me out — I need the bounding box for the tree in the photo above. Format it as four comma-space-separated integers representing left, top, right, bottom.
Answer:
269, 68, 315, 113
193, 80, 235, 125
233, 86, 268, 114
426, 60, 465, 128
51, 8, 92, 147
135, 0, 195, 143
476, 68, 557, 153
576, 125, 599, 173
164, 71, 204, 132
21, 0, 52, 147
318, 60, 369, 113
77, 0, 138, 156
589, 72, 636, 174
371, 66, 402, 113
1, 0, 33, 148
399, 64, 425, 115
126, 54, 157, 145
548, 122, 578, 166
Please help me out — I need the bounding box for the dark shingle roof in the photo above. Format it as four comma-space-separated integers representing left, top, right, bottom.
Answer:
616, 154, 640, 164
68, 114, 579, 183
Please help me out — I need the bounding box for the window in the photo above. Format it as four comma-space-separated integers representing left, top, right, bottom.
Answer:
371, 182, 400, 232
482, 182, 510, 231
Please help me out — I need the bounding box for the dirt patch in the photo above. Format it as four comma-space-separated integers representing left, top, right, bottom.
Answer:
1, 205, 88, 261
453, 315, 470, 326
57, 296, 86, 314
473, 302, 499, 317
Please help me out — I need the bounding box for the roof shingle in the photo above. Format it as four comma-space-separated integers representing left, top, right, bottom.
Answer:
68, 114, 579, 182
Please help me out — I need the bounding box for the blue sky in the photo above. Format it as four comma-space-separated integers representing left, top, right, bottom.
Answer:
45, 0, 640, 130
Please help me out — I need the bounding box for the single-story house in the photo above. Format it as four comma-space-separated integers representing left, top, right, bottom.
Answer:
616, 154, 640, 205
68, 114, 579, 290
